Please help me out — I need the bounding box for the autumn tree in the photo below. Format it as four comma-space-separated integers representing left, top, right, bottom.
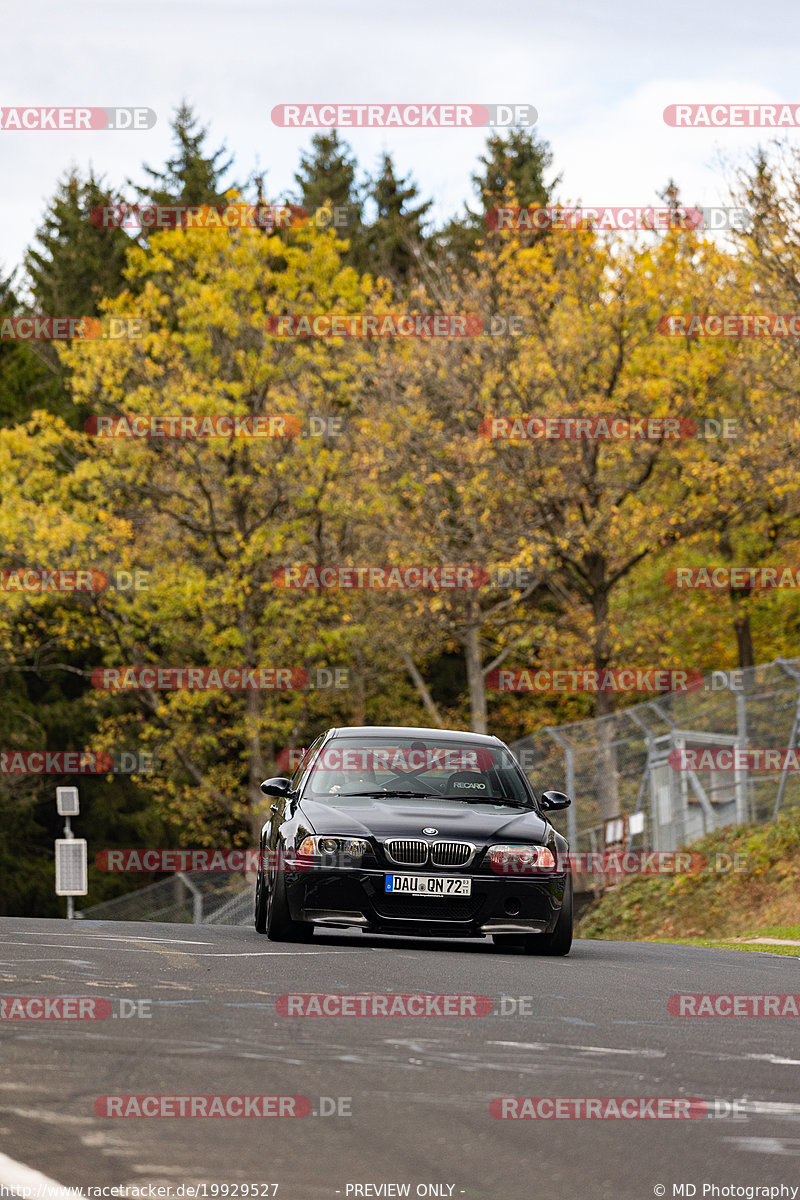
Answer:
57, 214, 388, 843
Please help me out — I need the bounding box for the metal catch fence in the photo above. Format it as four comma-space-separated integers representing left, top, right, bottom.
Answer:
510, 656, 800, 855
77, 871, 251, 924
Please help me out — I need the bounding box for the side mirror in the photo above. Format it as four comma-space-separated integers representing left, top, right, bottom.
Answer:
540, 789, 571, 811
260, 776, 293, 798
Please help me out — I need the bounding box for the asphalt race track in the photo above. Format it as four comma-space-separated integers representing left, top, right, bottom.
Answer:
0, 917, 798, 1200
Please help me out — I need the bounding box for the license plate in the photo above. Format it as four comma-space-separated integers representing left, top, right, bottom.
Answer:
384, 874, 471, 896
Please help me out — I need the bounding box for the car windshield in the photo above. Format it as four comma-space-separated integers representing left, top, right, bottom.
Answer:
298, 735, 533, 807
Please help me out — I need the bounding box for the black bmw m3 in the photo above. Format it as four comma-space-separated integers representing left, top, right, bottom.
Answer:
254, 725, 572, 955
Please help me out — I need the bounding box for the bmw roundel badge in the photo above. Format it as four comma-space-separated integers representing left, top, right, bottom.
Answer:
422, 827, 438, 836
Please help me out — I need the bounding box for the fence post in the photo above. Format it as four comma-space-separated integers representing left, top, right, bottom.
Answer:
626, 708, 656, 850
773, 658, 800, 819
735, 690, 750, 824
176, 871, 203, 924
565, 745, 576, 846
545, 729, 577, 846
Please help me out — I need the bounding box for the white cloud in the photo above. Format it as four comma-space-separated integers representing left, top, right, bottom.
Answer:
2, 1, 800, 279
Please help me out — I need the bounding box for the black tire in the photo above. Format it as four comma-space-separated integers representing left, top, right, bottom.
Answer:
523, 875, 573, 956
254, 869, 268, 934
266, 869, 314, 943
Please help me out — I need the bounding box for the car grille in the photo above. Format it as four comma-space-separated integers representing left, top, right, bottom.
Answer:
372, 894, 480, 921
384, 839, 428, 865
429, 841, 474, 868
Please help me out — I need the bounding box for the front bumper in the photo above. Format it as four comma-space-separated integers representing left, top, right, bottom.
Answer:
283, 867, 568, 937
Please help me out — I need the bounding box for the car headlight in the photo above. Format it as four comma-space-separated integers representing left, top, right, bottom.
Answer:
297, 836, 371, 864
487, 844, 557, 874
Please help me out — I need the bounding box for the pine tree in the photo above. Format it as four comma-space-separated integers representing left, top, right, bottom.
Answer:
18, 169, 131, 426
294, 130, 363, 223
441, 128, 559, 264
25, 169, 131, 318
134, 101, 234, 206
473, 128, 558, 212
361, 153, 432, 287
0, 267, 61, 426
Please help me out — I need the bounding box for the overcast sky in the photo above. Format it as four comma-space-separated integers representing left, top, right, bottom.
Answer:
2, 0, 800, 279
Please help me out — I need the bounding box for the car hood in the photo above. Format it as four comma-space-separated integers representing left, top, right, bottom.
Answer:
297, 794, 550, 843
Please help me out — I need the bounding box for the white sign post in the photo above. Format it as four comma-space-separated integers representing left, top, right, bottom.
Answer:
55, 787, 87, 918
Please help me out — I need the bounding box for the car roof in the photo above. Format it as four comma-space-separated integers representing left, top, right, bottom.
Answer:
326, 725, 505, 746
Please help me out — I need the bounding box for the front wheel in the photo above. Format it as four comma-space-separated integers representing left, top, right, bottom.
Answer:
254, 869, 268, 933
266, 870, 314, 943
523, 875, 573, 956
